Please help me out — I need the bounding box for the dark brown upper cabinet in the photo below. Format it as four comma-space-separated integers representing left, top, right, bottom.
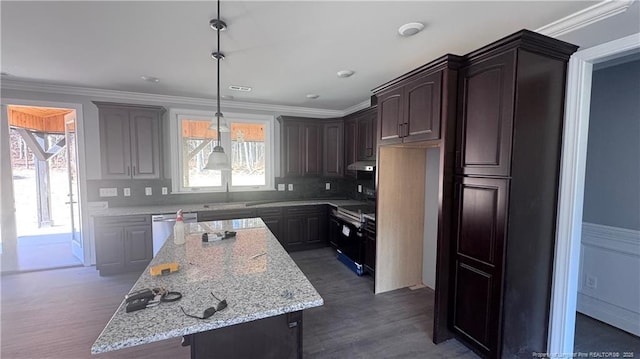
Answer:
278, 116, 327, 178
356, 109, 377, 161
344, 117, 358, 178
376, 70, 442, 146
456, 51, 516, 177
95, 102, 164, 180
447, 31, 577, 359
343, 107, 377, 178
323, 120, 344, 177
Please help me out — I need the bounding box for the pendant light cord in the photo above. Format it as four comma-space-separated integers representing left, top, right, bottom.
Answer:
216, 0, 221, 147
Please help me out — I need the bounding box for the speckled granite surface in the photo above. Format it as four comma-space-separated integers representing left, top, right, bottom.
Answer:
91, 218, 323, 354
88, 199, 365, 217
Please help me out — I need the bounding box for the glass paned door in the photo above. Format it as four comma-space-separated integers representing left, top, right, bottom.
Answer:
65, 113, 83, 263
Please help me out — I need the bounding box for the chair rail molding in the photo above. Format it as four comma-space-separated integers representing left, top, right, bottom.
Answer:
549, 32, 640, 356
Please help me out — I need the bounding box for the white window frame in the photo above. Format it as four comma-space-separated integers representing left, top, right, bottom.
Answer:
169, 108, 274, 193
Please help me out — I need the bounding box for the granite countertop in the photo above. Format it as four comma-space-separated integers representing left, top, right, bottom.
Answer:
88, 199, 367, 217
91, 218, 323, 354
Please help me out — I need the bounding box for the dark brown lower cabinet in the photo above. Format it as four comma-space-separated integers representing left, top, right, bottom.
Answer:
452, 177, 509, 357
95, 215, 152, 276
257, 207, 284, 248
189, 311, 302, 359
283, 206, 328, 252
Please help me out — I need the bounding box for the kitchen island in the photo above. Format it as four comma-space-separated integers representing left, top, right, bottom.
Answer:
91, 218, 323, 358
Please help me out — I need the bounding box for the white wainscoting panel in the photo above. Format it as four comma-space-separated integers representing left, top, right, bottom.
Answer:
577, 222, 640, 336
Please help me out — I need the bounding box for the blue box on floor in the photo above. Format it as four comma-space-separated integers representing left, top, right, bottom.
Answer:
336, 250, 364, 276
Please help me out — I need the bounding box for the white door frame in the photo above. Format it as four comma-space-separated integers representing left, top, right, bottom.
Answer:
548, 32, 640, 355
0, 98, 90, 266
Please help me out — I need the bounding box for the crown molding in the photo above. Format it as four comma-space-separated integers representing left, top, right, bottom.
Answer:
343, 99, 372, 116
536, 0, 635, 38
0, 80, 344, 118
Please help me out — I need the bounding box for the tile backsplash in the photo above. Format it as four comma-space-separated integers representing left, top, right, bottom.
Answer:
87, 176, 375, 208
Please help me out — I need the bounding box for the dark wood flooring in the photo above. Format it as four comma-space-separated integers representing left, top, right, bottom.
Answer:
574, 312, 640, 354
1, 247, 478, 358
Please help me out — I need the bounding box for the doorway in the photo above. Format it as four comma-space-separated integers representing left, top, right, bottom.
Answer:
549, 32, 640, 354
4, 105, 83, 271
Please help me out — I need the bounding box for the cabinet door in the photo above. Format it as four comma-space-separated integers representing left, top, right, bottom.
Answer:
358, 110, 376, 160
457, 51, 516, 176
303, 124, 322, 177
99, 107, 132, 179
257, 208, 284, 248
322, 121, 343, 177
124, 225, 153, 270
344, 118, 358, 178
452, 177, 509, 358
377, 87, 404, 145
129, 110, 161, 179
284, 215, 304, 251
281, 122, 302, 177
95, 226, 125, 274
404, 71, 442, 142
305, 206, 327, 246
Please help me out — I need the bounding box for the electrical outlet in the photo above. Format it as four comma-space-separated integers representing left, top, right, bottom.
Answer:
277, 184, 285, 191
357, 184, 363, 193
123, 188, 131, 197
325, 182, 331, 190
162, 187, 168, 195
288, 184, 294, 191
99, 188, 117, 197
586, 275, 598, 289
145, 187, 152, 196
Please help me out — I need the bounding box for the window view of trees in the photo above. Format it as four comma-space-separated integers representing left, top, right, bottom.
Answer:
181, 119, 266, 189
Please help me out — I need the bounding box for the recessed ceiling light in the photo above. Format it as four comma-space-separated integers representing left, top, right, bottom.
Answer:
337, 70, 355, 78
306, 94, 320, 99
221, 95, 234, 100
229, 85, 252, 92
398, 22, 425, 37
140, 75, 160, 83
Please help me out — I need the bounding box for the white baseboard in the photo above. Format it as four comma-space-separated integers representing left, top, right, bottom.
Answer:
577, 293, 640, 336
578, 222, 640, 336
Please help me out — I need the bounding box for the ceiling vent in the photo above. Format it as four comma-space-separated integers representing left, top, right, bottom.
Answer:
229, 85, 252, 92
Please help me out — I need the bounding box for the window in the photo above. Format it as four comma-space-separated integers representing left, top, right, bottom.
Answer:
171, 109, 273, 192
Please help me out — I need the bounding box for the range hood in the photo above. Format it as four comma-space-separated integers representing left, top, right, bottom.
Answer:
347, 160, 376, 172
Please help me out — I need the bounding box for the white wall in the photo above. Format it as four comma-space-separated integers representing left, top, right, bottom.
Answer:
577, 223, 640, 335
422, 147, 440, 289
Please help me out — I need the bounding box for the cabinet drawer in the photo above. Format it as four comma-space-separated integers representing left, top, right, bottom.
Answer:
95, 215, 150, 227
197, 209, 257, 222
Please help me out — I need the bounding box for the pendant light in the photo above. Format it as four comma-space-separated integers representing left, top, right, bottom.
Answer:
204, 0, 231, 171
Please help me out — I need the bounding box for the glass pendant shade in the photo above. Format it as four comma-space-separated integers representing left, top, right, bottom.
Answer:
208, 112, 230, 132
204, 145, 231, 171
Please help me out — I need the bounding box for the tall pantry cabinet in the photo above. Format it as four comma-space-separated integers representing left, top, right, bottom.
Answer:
450, 31, 577, 357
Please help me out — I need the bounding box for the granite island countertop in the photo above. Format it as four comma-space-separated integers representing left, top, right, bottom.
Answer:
88, 199, 367, 217
91, 218, 323, 354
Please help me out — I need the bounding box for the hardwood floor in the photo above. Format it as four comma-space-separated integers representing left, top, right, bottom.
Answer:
574, 313, 640, 354
1, 247, 477, 358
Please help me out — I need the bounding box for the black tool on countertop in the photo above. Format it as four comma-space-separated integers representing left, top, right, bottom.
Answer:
202, 231, 236, 242
125, 288, 155, 303
126, 298, 150, 313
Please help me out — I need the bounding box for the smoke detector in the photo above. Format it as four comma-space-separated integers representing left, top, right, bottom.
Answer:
398, 22, 425, 37
337, 70, 355, 78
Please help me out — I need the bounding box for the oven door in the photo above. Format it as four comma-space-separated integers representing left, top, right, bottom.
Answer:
329, 215, 363, 264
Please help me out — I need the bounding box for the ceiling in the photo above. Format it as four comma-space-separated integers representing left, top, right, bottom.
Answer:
1, 1, 601, 111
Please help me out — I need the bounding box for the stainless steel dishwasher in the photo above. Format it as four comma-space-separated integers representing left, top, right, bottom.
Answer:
151, 212, 198, 256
